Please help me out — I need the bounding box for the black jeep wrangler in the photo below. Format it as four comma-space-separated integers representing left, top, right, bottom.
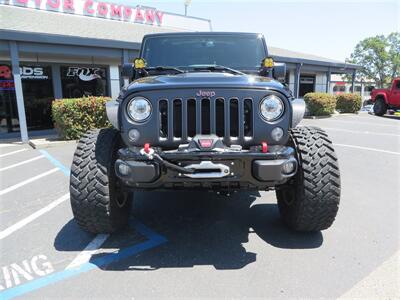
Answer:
70, 32, 340, 234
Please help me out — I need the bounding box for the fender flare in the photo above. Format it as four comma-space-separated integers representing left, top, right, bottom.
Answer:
106, 100, 119, 130
291, 98, 305, 128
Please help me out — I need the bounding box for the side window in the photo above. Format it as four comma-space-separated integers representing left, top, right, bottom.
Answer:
365, 85, 374, 92
396, 80, 400, 89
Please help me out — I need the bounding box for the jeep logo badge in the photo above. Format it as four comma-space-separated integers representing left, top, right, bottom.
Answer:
196, 90, 216, 97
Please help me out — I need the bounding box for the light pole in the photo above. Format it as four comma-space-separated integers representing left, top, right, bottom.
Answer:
184, 0, 191, 16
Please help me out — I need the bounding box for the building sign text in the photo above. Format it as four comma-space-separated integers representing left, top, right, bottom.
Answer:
2, 0, 164, 26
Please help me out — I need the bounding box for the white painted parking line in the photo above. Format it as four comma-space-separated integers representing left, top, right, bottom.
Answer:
0, 168, 59, 196
0, 155, 45, 172
0, 144, 20, 148
339, 250, 400, 299
66, 234, 110, 269
0, 193, 69, 240
0, 149, 28, 158
334, 143, 400, 156
322, 127, 400, 137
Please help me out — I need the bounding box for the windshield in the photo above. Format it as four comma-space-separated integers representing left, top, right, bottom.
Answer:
141, 34, 266, 72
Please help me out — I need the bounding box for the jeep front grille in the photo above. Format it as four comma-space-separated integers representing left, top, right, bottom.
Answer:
157, 98, 254, 143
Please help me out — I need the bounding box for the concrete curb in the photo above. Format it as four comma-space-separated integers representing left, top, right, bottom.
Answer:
0, 139, 25, 144
304, 112, 360, 119
29, 138, 77, 149
304, 115, 333, 119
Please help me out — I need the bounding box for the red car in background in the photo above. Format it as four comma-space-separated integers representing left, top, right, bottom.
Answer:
371, 78, 400, 116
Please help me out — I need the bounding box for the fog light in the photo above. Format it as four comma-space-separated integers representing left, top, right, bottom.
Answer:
128, 129, 140, 142
271, 127, 284, 141
118, 163, 130, 176
282, 161, 295, 174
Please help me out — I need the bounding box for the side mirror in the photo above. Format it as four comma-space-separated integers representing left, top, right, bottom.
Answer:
121, 63, 134, 79
273, 63, 286, 81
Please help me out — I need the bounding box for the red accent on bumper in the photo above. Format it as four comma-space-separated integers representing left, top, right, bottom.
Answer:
144, 143, 150, 154
199, 139, 213, 148
262, 142, 268, 153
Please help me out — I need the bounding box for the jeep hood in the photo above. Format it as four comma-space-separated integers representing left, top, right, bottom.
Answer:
125, 72, 291, 97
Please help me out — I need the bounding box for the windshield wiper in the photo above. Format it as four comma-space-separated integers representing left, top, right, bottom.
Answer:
188, 64, 245, 75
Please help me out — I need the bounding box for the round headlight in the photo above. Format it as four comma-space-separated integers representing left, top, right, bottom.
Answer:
260, 95, 284, 122
127, 97, 152, 122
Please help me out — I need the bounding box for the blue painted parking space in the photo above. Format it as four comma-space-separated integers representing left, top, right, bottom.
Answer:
0, 220, 167, 300
0, 147, 167, 300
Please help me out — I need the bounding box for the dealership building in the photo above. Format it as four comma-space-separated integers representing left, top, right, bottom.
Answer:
0, 0, 360, 142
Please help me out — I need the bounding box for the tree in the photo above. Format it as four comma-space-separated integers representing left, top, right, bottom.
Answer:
346, 32, 400, 88
387, 32, 400, 81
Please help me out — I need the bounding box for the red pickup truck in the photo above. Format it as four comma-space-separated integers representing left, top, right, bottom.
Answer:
371, 78, 400, 116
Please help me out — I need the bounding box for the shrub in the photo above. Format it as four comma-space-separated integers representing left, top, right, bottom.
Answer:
52, 96, 111, 140
336, 93, 362, 113
303, 93, 337, 116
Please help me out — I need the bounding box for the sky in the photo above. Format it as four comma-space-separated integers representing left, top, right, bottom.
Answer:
111, 0, 399, 62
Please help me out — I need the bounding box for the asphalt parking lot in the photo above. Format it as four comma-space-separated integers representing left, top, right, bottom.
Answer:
0, 113, 399, 299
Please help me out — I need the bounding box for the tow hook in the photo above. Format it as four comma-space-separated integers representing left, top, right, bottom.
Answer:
261, 142, 268, 153
140, 143, 155, 159
253, 141, 268, 153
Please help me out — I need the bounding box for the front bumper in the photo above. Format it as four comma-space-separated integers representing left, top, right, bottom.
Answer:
115, 145, 298, 191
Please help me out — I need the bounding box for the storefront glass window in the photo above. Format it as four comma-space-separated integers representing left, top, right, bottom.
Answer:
1, 63, 54, 133
0, 64, 18, 133
61, 66, 108, 98
299, 75, 315, 97
333, 85, 346, 93
21, 65, 54, 130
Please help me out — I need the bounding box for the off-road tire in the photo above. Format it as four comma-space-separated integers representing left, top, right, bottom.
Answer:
70, 128, 132, 234
373, 98, 387, 116
276, 126, 340, 232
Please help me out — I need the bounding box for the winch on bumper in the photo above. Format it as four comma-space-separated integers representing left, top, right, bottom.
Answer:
115, 135, 298, 190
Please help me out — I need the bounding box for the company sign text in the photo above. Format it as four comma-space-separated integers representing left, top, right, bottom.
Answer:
3, 0, 164, 26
